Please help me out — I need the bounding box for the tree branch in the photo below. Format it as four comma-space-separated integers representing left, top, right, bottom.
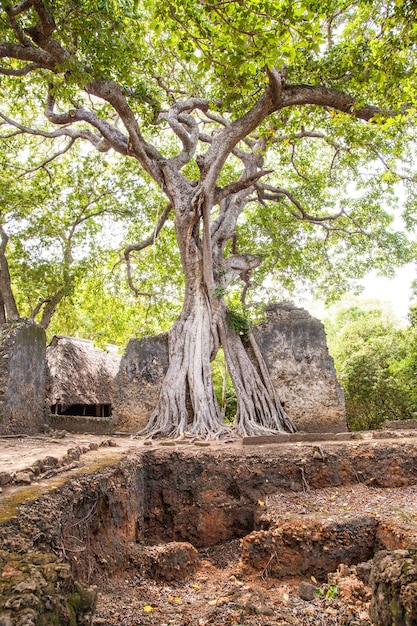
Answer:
17, 137, 76, 178
258, 183, 344, 223
123, 203, 172, 297
0, 110, 112, 151
0, 62, 42, 76
281, 84, 393, 121
214, 169, 272, 204
160, 100, 207, 169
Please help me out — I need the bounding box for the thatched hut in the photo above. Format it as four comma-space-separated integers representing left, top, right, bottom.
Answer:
46, 336, 121, 418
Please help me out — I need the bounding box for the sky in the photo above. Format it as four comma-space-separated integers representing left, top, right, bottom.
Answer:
303, 263, 416, 323
359, 264, 416, 321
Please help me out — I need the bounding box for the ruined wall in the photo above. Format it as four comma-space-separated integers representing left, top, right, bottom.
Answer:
252, 302, 346, 432
112, 333, 169, 432
112, 303, 345, 433
0, 319, 46, 435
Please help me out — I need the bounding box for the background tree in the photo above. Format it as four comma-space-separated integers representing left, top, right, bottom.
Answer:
325, 302, 417, 430
0, 0, 416, 438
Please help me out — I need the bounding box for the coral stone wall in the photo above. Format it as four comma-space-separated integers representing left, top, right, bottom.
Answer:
112, 303, 345, 433
0, 319, 46, 435
252, 302, 346, 432
113, 333, 169, 432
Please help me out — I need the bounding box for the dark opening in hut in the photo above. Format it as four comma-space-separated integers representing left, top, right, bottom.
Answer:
51, 403, 112, 417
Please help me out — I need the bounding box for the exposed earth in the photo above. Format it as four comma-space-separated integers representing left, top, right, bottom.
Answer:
1, 431, 417, 625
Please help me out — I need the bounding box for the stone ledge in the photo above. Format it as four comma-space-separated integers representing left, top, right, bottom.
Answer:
242, 429, 417, 446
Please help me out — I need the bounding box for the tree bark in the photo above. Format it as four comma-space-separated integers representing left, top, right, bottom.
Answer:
218, 305, 295, 437
139, 194, 296, 439
0, 226, 19, 321
141, 281, 229, 438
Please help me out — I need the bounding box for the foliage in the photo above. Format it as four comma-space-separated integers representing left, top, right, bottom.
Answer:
0, 1, 415, 324
1, 1, 417, 436
211, 349, 237, 423
325, 302, 417, 430
226, 309, 252, 341
0, 136, 183, 341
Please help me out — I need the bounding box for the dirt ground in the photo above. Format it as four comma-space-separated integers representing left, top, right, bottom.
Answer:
1, 432, 417, 625
91, 483, 417, 626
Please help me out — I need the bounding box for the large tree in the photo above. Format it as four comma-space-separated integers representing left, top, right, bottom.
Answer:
0, 0, 416, 438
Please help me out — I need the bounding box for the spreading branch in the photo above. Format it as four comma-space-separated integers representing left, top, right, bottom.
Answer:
214, 169, 272, 204
123, 203, 172, 297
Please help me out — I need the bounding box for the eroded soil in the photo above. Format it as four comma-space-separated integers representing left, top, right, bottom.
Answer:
1, 432, 417, 625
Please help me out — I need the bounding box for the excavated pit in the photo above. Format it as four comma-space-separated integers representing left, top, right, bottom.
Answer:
1, 438, 417, 624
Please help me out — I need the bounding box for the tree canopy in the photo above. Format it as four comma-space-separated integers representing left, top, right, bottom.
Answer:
325, 301, 417, 430
0, 0, 417, 437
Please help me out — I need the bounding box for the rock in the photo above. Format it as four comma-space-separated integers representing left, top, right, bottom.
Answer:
242, 514, 377, 579
3, 594, 39, 609
12, 581, 37, 594
0, 615, 13, 626
113, 332, 169, 432
0, 319, 46, 436
14, 472, 33, 485
251, 302, 346, 432
299, 581, 317, 601
15, 609, 38, 626
42, 456, 59, 470
131, 542, 200, 582
0, 472, 12, 487
355, 560, 373, 585
369, 549, 417, 625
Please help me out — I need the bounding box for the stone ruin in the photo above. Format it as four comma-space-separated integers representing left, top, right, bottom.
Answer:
0, 318, 46, 436
112, 302, 346, 433
252, 302, 346, 432
112, 332, 169, 432
0, 303, 346, 435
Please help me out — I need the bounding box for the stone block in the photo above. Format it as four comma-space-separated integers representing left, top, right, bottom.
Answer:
251, 302, 346, 433
370, 549, 417, 626
112, 333, 169, 432
0, 319, 46, 435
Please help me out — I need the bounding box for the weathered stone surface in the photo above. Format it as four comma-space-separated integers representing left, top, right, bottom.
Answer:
251, 302, 346, 432
0, 473, 12, 487
0, 319, 46, 436
241, 514, 377, 580
299, 581, 317, 601
13, 473, 33, 486
384, 419, 417, 430
0, 550, 96, 626
112, 333, 169, 432
370, 549, 417, 626
130, 542, 200, 582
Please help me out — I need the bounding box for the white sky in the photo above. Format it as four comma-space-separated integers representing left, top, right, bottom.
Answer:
358, 263, 416, 321
304, 263, 416, 323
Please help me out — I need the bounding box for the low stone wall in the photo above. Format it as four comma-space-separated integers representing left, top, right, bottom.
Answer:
252, 302, 346, 432
383, 419, 417, 430
0, 319, 46, 435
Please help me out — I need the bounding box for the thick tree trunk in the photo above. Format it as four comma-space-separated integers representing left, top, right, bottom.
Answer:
140, 285, 229, 438
140, 288, 296, 439
140, 190, 296, 439
218, 307, 296, 437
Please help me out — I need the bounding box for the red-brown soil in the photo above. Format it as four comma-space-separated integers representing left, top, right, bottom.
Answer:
1, 432, 417, 625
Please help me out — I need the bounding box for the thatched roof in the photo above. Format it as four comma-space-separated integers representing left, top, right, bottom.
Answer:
46, 336, 121, 408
